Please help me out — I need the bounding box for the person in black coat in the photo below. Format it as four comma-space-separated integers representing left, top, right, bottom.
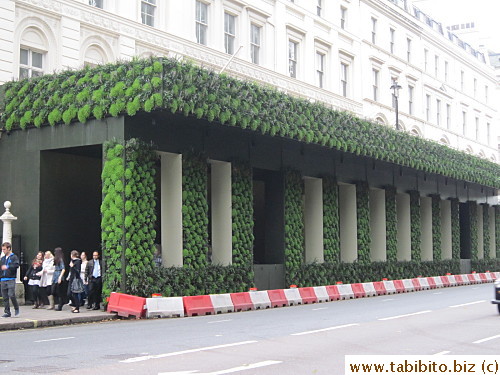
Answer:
68, 250, 82, 313
23, 252, 43, 308
85, 251, 103, 310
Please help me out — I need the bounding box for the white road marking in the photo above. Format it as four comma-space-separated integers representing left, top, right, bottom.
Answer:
473, 334, 500, 344
449, 300, 485, 308
378, 310, 432, 321
433, 292, 443, 295
34, 337, 75, 343
121, 341, 258, 363
312, 307, 328, 311
208, 319, 232, 324
382, 299, 394, 302
434, 351, 450, 355
291, 323, 359, 336
158, 360, 282, 375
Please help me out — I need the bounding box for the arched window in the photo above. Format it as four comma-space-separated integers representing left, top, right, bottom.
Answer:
464, 146, 473, 154
410, 126, 422, 137
19, 27, 48, 79
84, 44, 107, 67
439, 136, 450, 146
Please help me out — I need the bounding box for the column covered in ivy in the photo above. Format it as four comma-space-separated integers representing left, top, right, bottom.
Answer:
385, 186, 397, 262
450, 198, 460, 260
469, 201, 478, 261
496, 206, 500, 259
356, 181, 371, 264
284, 170, 305, 286
409, 190, 421, 261
431, 194, 442, 261
323, 177, 340, 263
483, 204, 490, 260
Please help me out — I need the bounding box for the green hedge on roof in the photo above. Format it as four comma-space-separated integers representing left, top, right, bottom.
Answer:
0, 56, 499, 189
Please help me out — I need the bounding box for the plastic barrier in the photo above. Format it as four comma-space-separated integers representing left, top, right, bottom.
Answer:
230, 292, 254, 312
249, 290, 271, 309
486, 272, 494, 281
325, 285, 341, 301
393, 280, 405, 293
298, 287, 318, 304
350, 283, 366, 298
313, 286, 330, 302
440, 276, 451, 287
454, 274, 465, 285
337, 284, 355, 300
411, 278, 422, 291
382, 280, 396, 294
284, 288, 303, 305
210, 294, 234, 314
372, 281, 387, 295
183, 295, 215, 317
418, 277, 430, 290
468, 274, 481, 284
432, 276, 444, 288
426, 277, 437, 289
402, 279, 415, 292
493, 272, 500, 280
459, 274, 471, 285
107, 292, 147, 318
362, 282, 377, 297
447, 275, 458, 286
146, 297, 184, 318
267, 289, 289, 308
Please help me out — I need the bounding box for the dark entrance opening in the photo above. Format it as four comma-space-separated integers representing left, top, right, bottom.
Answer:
39, 145, 102, 261
252, 168, 285, 290
459, 202, 472, 273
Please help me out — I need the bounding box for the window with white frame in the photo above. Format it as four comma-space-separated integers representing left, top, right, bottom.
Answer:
460, 70, 464, 91
19, 48, 44, 79
317, 0, 322, 17
444, 60, 448, 82
141, 0, 156, 27
89, 0, 103, 8
372, 68, 379, 101
436, 99, 441, 126
371, 17, 377, 44
390, 28, 395, 54
446, 104, 451, 129
487, 122, 491, 144
224, 12, 236, 55
289, 40, 298, 78
316, 51, 325, 88
406, 38, 411, 62
425, 94, 431, 122
408, 85, 414, 115
250, 23, 261, 64
473, 78, 477, 98
340, 61, 349, 97
462, 111, 467, 135
434, 55, 439, 77
340, 7, 347, 29
196, 1, 208, 45
475, 117, 479, 140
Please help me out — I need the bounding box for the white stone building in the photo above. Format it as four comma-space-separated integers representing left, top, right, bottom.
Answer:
0, 0, 498, 162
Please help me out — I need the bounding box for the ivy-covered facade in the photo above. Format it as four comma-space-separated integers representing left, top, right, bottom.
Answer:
0, 57, 499, 297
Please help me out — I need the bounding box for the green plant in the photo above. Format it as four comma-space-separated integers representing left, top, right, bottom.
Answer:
483, 204, 490, 260
450, 198, 460, 260
469, 202, 478, 261
496, 206, 500, 259
323, 177, 340, 263
356, 181, 370, 264
409, 191, 421, 261
431, 195, 442, 260
385, 186, 397, 262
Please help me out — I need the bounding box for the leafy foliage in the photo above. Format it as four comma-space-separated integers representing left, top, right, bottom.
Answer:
409, 191, 421, 261
496, 206, 500, 259
469, 202, 478, 261
431, 195, 442, 260
450, 199, 460, 260
323, 177, 340, 263
385, 186, 397, 262
483, 204, 490, 260
356, 181, 370, 264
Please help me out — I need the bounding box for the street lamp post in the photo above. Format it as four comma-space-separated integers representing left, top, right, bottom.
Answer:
390, 81, 402, 131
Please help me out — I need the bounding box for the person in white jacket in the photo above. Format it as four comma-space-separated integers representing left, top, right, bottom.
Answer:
37, 251, 55, 309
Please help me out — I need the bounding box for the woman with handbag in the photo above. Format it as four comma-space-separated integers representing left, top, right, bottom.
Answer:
51, 247, 66, 311
68, 250, 83, 313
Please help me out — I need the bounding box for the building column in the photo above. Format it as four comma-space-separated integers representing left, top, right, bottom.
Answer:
489, 206, 496, 259
339, 183, 357, 262
305, 177, 324, 263
210, 161, 232, 265
396, 193, 411, 261
370, 188, 386, 261
420, 196, 432, 261
160, 152, 183, 267
477, 204, 484, 259
441, 200, 452, 259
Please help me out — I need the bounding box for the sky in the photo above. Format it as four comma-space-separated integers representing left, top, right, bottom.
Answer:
412, 0, 500, 52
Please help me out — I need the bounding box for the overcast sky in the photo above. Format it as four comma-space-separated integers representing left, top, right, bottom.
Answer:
412, 0, 500, 51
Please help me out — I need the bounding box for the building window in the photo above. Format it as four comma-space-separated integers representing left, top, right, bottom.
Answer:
316, 51, 325, 88
434, 55, 439, 77
289, 40, 298, 78
340, 62, 349, 97
89, 0, 103, 8
446, 104, 451, 129
406, 38, 411, 62
196, 1, 208, 45
141, 0, 156, 27
475, 117, 479, 140
426, 94, 431, 122
224, 12, 236, 55
436, 99, 441, 126
444, 61, 448, 82
371, 17, 377, 44
485, 85, 489, 103
372, 68, 379, 101
340, 7, 347, 29
408, 85, 414, 115
390, 28, 395, 54
19, 48, 43, 79
462, 111, 467, 135
317, 0, 322, 17
424, 49, 428, 71
473, 78, 477, 98
460, 71, 464, 91
250, 24, 261, 65
487, 122, 491, 144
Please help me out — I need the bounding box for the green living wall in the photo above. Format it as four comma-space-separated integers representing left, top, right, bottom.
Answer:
323, 177, 340, 263
385, 186, 398, 262
409, 191, 421, 261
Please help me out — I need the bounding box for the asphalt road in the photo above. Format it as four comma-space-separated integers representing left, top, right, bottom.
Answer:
1, 283, 498, 374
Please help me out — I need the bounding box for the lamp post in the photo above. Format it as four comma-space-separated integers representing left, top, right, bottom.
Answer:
390, 81, 402, 131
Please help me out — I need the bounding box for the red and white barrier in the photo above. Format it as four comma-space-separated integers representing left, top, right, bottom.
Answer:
284, 288, 302, 306
267, 289, 289, 308
350, 283, 366, 298
249, 290, 271, 309
210, 294, 234, 314
313, 286, 330, 302
325, 285, 341, 301
402, 279, 415, 292
362, 282, 377, 297
183, 295, 215, 317
336, 284, 354, 300
230, 292, 254, 312
298, 287, 318, 304
146, 297, 184, 318
372, 281, 387, 295
382, 280, 396, 294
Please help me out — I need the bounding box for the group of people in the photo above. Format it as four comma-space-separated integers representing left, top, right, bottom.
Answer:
1, 242, 103, 317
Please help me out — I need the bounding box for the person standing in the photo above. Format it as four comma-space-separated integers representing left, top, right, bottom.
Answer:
0, 242, 20, 318
79, 251, 89, 306
51, 247, 66, 311
68, 250, 82, 313
86, 251, 103, 310
38, 251, 55, 309
23, 252, 43, 308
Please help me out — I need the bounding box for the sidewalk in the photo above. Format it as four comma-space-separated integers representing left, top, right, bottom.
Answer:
0, 303, 117, 331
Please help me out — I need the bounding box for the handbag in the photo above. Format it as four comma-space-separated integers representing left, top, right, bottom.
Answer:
71, 277, 84, 294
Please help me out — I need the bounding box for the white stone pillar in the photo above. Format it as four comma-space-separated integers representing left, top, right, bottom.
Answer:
304, 177, 324, 263
160, 152, 183, 267
420, 196, 433, 261
396, 193, 411, 261
339, 183, 357, 262
441, 200, 452, 259
370, 188, 386, 261
477, 204, 484, 259
210, 161, 232, 266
